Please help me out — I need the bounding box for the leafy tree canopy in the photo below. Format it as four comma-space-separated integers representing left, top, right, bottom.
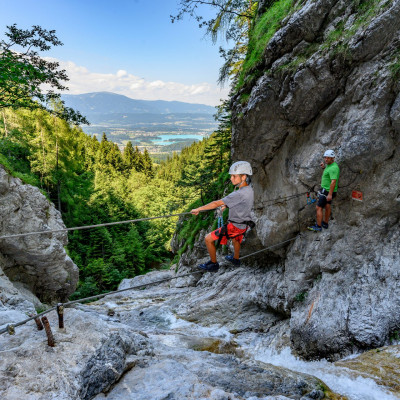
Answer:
0, 24, 88, 125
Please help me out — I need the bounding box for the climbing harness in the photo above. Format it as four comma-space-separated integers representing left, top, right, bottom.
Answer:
306, 192, 317, 205
214, 205, 255, 246
216, 219, 255, 247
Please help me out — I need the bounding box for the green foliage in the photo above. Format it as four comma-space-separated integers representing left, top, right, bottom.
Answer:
233, 0, 391, 91
0, 101, 233, 298
0, 16, 237, 299
389, 330, 400, 344
240, 93, 251, 105
70, 277, 100, 300
319, 0, 391, 57
295, 290, 308, 302
35, 306, 47, 314
236, 0, 294, 90
0, 24, 88, 124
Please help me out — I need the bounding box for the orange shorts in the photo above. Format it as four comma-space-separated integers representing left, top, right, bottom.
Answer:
210, 222, 247, 245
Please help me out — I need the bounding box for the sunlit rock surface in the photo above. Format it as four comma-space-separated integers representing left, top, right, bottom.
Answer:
0, 165, 78, 302
3, 270, 400, 399
0, 272, 344, 400
335, 345, 400, 398
0, 308, 150, 400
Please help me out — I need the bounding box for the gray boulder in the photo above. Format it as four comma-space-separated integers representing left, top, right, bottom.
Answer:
0, 165, 78, 302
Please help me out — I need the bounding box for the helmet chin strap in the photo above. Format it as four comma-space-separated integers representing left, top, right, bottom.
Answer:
235, 178, 247, 190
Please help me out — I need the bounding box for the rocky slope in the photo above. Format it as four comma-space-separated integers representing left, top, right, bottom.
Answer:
172, 0, 400, 363
2, 270, 399, 399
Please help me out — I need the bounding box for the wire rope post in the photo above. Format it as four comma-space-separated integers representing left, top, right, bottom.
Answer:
7, 324, 15, 335
56, 303, 64, 329
29, 313, 44, 331
41, 316, 55, 347
35, 316, 44, 331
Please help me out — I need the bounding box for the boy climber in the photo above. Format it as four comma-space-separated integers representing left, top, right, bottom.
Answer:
191, 161, 254, 272
308, 149, 340, 232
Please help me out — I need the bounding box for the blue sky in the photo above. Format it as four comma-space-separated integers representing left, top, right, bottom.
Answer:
0, 0, 229, 105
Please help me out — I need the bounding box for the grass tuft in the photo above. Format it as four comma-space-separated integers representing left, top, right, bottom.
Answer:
236, 0, 295, 90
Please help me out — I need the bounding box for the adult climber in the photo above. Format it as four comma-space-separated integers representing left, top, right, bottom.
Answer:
191, 161, 254, 272
308, 149, 340, 232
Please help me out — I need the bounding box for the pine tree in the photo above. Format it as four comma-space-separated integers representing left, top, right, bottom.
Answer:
134, 146, 144, 172
123, 141, 135, 170
142, 148, 154, 178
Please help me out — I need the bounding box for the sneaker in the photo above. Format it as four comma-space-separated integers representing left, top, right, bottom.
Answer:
307, 224, 322, 232
321, 221, 329, 229
198, 260, 219, 272
225, 255, 240, 266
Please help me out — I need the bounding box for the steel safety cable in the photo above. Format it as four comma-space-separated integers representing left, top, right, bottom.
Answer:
0, 235, 303, 336
0, 211, 208, 241
239, 235, 300, 260
0, 271, 203, 335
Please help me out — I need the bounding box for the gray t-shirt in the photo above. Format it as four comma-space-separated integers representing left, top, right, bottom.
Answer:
222, 185, 254, 229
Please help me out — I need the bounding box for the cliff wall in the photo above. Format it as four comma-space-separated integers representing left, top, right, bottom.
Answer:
228, 0, 400, 359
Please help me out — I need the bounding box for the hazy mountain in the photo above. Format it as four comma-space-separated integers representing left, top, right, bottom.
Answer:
62, 92, 218, 151
62, 92, 216, 116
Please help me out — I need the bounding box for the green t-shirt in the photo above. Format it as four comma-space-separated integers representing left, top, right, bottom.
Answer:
321, 162, 339, 192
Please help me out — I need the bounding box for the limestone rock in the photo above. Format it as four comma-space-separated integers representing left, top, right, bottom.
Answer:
0, 307, 150, 400
0, 165, 78, 302
229, 0, 400, 359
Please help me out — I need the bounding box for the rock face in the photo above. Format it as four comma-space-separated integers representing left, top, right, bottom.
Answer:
2, 270, 398, 399
0, 165, 78, 302
0, 273, 343, 400
0, 306, 151, 400
227, 0, 400, 359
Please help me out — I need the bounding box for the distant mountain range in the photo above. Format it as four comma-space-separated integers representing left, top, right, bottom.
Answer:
61, 92, 218, 151
62, 92, 216, 116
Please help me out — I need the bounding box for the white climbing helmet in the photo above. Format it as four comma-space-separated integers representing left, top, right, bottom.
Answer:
323, 149, 336, 158
229, 161, 253, 175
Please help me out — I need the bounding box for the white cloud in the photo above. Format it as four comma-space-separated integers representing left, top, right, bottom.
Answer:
50, 59, 229, 106
116, 69, 128, 78
149, 80, 166, 89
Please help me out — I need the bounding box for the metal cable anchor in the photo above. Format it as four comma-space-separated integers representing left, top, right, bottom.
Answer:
41, 316, 55, 347
57, 303, 64, 329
